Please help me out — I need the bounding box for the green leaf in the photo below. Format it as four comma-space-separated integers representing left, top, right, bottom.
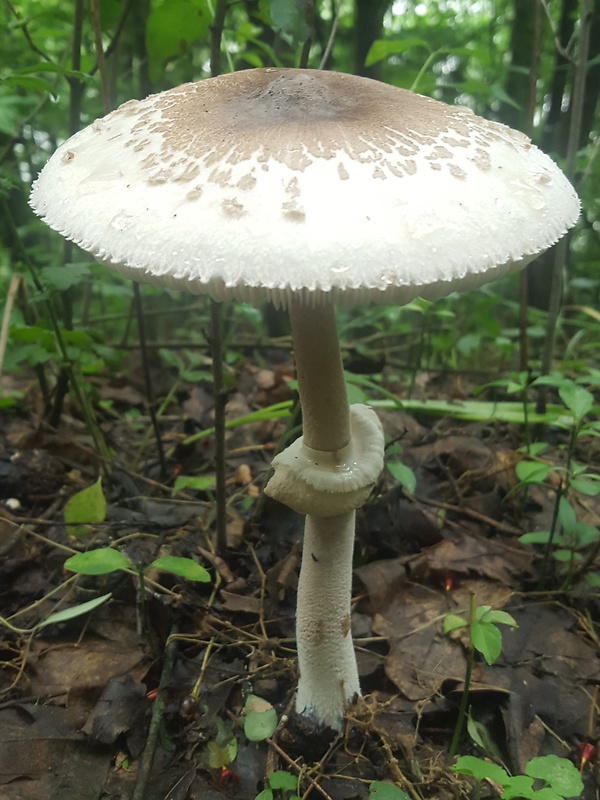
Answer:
479, 609, 518, 628
368, 781, 411, 800
145, 0, 210, 80
515, 461, 550, 485
2, 75, 57, 95
466, 713, 486, 749
452, 755, 509, 785
519, 531, 560, 546
64, 477, 107, 537
255, 791, 273, 800
570, 477, 600, 496
471, 621, 502, 665
365, 38, 430, 67
573, 522, 600, 547
172, 474, 216, 496
443, 614, 468, 634
525, 755, 583, 797
12, 62, 89, 81
268, 771, 298, 791
501, 775, 537, 799
244, 695, 278, 742
43, 263, 90, 292
205, 736, 238, 770
36, 593, 112, 629
269, 0, 310, 44
552, 549, 580, 562
559, 383, 593, 424
558, 497, 577, 534
387, 460, 417, 494
148, 556, 210, 583
64, 548, 132, 575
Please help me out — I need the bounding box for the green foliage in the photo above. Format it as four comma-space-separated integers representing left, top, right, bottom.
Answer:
264, 0, 311, 45
145, 0, 211, 80
244, 694, 278, 742
172, 474, 216, 496
369, 782, 411, 800
443, 604, 518, 666
255, 769, 299, 800
511, 374, 600, 585
65, 547, 210, 582
63, 477, 107, 537
205, 717, 238, 769
36, 593, 112, 629
453, 754, 583, 800
65, 547, 130, 575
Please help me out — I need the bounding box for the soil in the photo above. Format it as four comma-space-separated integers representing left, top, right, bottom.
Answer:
0, 355, 598, 800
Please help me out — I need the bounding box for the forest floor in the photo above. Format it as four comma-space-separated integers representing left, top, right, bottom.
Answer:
0, 349, 598, 800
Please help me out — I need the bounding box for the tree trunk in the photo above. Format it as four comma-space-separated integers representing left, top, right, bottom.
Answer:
354, 0, 389, 79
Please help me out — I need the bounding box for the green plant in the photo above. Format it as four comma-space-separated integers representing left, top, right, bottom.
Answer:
513, 374, 600, 586
369, 782, 411, 800
64, 548, 210, 583
244, 694, 278, 742
255, 770, 300, 800
453, 754, 583, 800
444, 597, 518, 756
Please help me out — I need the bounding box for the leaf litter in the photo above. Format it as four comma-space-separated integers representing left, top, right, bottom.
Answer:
0, 361, 598, 800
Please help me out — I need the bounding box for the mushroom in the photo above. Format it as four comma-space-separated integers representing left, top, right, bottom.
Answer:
29, 68, 579, 730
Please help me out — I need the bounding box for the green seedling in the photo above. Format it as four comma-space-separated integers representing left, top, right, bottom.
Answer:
386, 442, 417, 495
369, 782, 411, 800
255, 770, 300, 800
64, 476, 107, 537
453, 754, 583, 800
444, 597, 518, 756
0, 593, 112, 636
65, 548, 210, 648
514, 376, 600, 586
64, 548, 210, 583
172, 474, 216, 496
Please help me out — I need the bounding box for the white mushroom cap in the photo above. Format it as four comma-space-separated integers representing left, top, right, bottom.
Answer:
30, 68, 580, 308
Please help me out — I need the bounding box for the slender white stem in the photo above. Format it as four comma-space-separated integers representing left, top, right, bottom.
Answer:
289, 301, 358, 728
295, 511, 360, 729
289, 301, 349, 452
264, 300, 384, 729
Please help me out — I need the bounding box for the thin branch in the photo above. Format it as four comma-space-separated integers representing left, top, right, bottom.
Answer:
319, 1, 342, 69
209, 0, 231, 555
90, 0, 111, 113
538, 0, 593, 408
5, 0, 51, 61
133, 283, 168, 479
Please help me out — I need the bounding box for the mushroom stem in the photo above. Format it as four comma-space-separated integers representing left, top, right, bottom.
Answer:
275, 301, 383, 729
295, 511, 360, 729
289, 301, 350, 452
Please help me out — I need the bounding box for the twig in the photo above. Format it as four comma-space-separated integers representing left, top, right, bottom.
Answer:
538, 0, 592, 410
210, 301, 229, 555
208, 0, 231, 555
89, 0, 135, 75
133, 283, 168, 478
0, 274, 21, 380
319, 2, 342, 69
132, 624, 179, 800
265, 736, 333, 800
90, 0, 111, 113
5, 0, 51, 61
410, 491, 523, 537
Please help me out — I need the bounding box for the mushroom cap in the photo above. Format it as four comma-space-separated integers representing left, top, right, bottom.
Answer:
30, 68, 579, 308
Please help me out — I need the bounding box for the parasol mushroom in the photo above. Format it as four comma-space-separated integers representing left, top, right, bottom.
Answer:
29, 68, 579, 730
